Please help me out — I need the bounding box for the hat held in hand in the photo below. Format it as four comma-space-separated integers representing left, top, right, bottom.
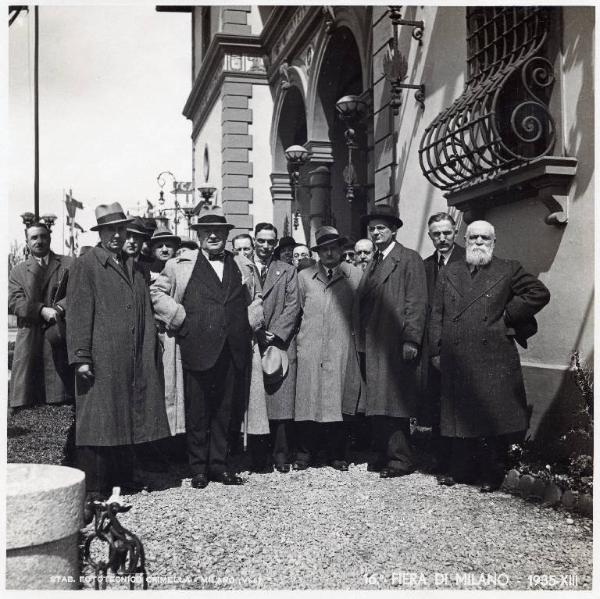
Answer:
262, 345, 289, 386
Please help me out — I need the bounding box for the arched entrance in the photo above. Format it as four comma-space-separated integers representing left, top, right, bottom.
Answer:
313, 26, 367, 242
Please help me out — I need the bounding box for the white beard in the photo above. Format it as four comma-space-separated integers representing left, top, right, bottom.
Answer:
466, 244, 493, 266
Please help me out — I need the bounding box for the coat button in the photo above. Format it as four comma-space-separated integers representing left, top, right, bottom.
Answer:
126, 304, 132, 310
482, 339, 488, 345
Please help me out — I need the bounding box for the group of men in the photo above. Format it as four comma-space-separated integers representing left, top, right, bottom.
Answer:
8, 200, 550, 505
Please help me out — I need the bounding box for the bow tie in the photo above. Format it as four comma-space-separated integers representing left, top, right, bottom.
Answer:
208, 252, 225, 262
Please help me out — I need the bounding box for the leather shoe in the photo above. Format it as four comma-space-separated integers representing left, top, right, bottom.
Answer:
253, 464, 274, 474
380, 467, 413, 479
191, 474, 209, 489
367, 461, 385, 473
437, 475, 456, 487
292, 461, 309, 471
211, 471, 244, 485
331, 460, 349, 472
275, 463, 291, 473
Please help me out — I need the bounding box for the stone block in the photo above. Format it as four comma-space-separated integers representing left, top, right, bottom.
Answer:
226, 213, 254, 229
222, 9, 249, 25
222, 108, 253, 123
529, 477, 547, 502
223, 121, 249, 135
223, 200, 250, 215
502, 469, 521, 493
517, 474, 535, 498
222, 81, 253, 97
374, 135, 394, 170
372, 9, 392, 53
222, 22, 251, 35
222, 148, 249, 163
223, 174, 250, 188
221, 187, 253, 203
374, 108, 393, 144
223, 161, 253, 176
561, 489, 578, 509
223, 134, 253, 149
6, 464, 85, 590
373, 77, 391, 114
374, 164, 394, 202
543, 482, 563, 506
222, 95, 249, 109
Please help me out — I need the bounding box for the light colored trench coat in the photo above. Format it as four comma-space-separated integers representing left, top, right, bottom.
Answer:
295, 262, 362, 422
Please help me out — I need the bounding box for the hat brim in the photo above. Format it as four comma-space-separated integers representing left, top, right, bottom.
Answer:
310, 236, 347, 252
190, 223, 234, 231
90, 216, 134, 231
126, 228, 151, 239
360, 213, 403, 229
263, 348, 289, 385
150, 235, 181, 245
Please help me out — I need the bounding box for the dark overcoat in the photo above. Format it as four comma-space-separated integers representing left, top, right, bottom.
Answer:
66, 246, 170, 446
342, 242, 428, 417
418, 245, 465, 425
259, 259, 300, 420
9, 252, 74, 407
429, 256, 550, 438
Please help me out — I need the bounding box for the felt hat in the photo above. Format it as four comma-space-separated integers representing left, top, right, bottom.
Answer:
273, 236, 299, 259
310, 226, 347, 252
190, 209, 234, 230
179, 236, 198, 250
126, 216, 151, 239
90, 202, 134, 231
150, 226, 181, 246
262, 345, 289, 386
360, 204, 403, 229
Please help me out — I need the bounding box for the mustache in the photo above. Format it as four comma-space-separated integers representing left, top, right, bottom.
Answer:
466, 244, 493, 266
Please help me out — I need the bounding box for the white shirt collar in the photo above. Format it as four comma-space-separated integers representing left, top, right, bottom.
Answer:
35, 254, 49, 266
437, 246, 454, 262
380, 241, 396, 260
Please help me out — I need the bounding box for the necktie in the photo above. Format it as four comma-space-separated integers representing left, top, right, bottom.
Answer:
259, 264, 267, 285
370, 251, 383, 275
327, 268, 333, 281
438, 253, 446, 271
208, 252, 225, 261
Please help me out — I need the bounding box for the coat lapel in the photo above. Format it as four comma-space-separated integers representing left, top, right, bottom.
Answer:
452, 259, 507, 318
196, 251, 225, 300
261, 260, 284, 299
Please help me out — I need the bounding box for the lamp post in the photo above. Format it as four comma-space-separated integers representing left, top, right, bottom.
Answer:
336, 95, 367, 204
156, 171, 195, 235
284, 145, 309, 231
196, 186, 217, 212
40, 213, 57, 231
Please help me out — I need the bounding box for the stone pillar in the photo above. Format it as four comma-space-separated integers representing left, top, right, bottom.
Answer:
6, 464, 85, 590
270, 172, 293, 236
308, 166, 331, 247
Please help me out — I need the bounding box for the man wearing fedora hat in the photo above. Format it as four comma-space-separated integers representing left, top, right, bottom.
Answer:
124, 216, 153, 283
9, 221, 74, 409
294, 226, 362, 471
150, 210, 256, 488
149, 226, 181, 282
66, 202, 170, 506
342, 205, 428, 479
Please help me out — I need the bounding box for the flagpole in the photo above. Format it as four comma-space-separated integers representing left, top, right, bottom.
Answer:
34, 5, 39, 219
62, 188, 65, 252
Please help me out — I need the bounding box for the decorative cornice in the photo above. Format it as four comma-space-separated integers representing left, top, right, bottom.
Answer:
183, 33, 267, 136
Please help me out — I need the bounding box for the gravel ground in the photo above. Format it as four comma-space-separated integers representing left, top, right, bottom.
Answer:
7, 406, 593, 591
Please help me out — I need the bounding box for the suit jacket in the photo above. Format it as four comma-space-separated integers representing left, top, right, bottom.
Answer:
429, 256, 550, 437
8, 252, 73, 407
255, 258, 300, 420
342, 242, 428, 417
424, 245, 466, 310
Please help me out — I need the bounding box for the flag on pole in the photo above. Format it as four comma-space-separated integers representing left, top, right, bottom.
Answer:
65, 191, 83, 218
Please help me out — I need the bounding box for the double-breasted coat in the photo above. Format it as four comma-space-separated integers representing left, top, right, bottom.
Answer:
9, 252, 74, 407
257, 259, 300, 420
418, 245, 466, 424
66, 246, 170, 446
295, 263, 362, 422
342, 242, 428, 418
150, 250, 259, 434
428, 256, 550, 438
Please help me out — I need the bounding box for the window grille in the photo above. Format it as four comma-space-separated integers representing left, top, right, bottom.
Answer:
419, 7, 557, 192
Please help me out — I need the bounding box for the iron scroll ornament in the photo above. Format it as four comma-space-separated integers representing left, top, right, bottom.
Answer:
83, 492, 148, 590
418, 7, 556, 191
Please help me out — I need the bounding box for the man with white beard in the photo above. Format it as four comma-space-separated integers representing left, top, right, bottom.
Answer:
429, 220, 550, 492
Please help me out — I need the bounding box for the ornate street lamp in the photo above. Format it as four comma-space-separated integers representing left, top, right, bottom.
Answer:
156, 171, 195, 234
336, 95, 367, 204
284, 144, 309, 230
196, 186, 217, 213
40, 213, 57, 231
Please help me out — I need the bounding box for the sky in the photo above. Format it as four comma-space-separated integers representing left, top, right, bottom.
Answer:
7, 3, 192, 252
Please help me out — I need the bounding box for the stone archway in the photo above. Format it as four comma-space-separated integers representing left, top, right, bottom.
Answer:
309, 25, 368, 242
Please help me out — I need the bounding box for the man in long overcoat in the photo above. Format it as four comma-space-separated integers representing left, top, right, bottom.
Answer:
294, 227, 362, 470
429, 220, 550, 491
343, 205, 428, 478
66, 203, 170, 501
249, 222, 300, 473
420, 212, 465, 473
9, 222, 73, 408
149, 211, 253, 488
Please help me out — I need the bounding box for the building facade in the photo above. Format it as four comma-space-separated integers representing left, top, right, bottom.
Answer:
177, 5, 594, 440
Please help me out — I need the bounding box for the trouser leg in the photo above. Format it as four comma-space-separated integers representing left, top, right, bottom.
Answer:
479, 436, 509, 486
449, 437, 479, 483
76, 445, 133, 495
271, 419, 292, 467
183, 369, 211, 477
371, 416, 414, 472
248, 434, 270, 470
295, 421, 315, 465
325, 420, 348, 463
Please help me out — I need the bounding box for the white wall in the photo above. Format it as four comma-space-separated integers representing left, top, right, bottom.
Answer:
193, 95, 222, 208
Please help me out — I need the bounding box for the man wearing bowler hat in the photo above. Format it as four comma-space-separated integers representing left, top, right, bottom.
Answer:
343, 205, 428, 478
294, 227, 362, 471
150, 210, 254, 488
66, 202, 170, 510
